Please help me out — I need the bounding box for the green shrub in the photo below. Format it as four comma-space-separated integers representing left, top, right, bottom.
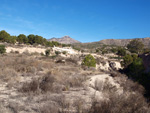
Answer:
82, 54, 96, 67
121, 54, 133, 67
128, 57, 144, 77
45, 49, 50, 56
117, 47, 126, 56
0, 45, 6, 54
95, 49, 100, 53
111, 48, 117, 53
102, 49, 107, 54
62, 51, 67, 54
55, 51, 61, 55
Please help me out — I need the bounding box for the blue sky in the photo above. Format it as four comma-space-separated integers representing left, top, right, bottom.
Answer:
0, 0, 150, 42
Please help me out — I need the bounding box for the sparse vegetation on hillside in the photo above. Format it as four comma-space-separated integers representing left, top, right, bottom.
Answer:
0, 33, 150, 113
0, 50, 149, 112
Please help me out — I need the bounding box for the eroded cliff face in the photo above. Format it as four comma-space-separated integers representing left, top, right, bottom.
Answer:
140, 53, 150, 73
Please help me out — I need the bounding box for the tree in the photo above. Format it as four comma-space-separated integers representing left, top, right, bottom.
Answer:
28, 34, 35, 44
82, 54, 96, 67
0, 30, 10, 42
46, 41, 54, 47
17, 34, 28, 44
34, 35, 43, 44
7, 36, 17, 44
127, 39, 144, 54
0, 45, 6, 54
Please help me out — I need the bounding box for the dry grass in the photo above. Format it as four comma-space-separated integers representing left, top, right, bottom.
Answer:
20, 72, 57, 93
0, 53, 149, 113
38, 103, 59, 113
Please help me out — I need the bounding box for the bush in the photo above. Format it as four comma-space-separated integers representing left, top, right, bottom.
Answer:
121, 54, 133, 67
45, 49, 50, 56
55, 51, 61, 55
39, 73, 55, 92
88, 93, 149, 113
117, 47, 126, 56
0, 45, 6, 54
111, 48, 117, 53
62, 51, 67, 54
82, 54, 96, 67
20, 72, 56, 93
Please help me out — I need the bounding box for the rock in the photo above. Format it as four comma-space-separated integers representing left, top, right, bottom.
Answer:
109, 61, 117, 70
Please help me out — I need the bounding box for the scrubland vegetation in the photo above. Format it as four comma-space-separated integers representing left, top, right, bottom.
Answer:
0, 49, 149, 113
0, 53, 148, 113
0, 30, 150, 113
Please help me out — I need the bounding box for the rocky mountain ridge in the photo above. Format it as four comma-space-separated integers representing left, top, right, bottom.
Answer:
48, 36, 80, 44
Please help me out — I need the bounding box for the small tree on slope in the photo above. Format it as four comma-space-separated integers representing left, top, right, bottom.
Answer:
82, 54, 96, 67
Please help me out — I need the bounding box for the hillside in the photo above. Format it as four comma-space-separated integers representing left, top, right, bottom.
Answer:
99, 37, 150, 47
0, 44, 149, 113
72, 37, 150, 50
48, 36, 81, 44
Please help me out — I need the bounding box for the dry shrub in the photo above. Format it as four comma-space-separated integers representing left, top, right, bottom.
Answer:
0, 102, 13, 113
64, 74, 86, 88
96, 57, 106, 65
0, 68, 19, 83
39, 72, 55, 92
7, 102, 23, 113
20, 79, 39, 93
113, 73, 145, 94
73, 98, 86, 113
88, 92, 149, 113
38, 103, 59, 113
39, 60, 54, 70
55, 95, 70, 113
94, 79, 117, 93
20, 72, 58, 93
26, 66, 37, 74
0, 55, 41, 74
65, 57, 78, 65
87, 73, 149, 113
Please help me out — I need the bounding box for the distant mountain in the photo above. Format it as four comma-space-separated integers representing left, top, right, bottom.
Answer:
99, 37, 150, 47
72, 37, 150, 50
48, 36, 80, 44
